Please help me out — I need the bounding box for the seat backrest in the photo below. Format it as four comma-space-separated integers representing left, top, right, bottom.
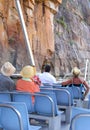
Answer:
53, 88, 73, 106
88, 95, 90, 109
53, 84, 62, 88
34, 92, 58, 117
40, 87, 54, 93
0, 102, 30, 130
0, 92, 11, 102
69, 84, 84, 99
12, 92, 33, 113
0, 92, 11, 129
70, 113, 90, 130
42, 83, 53, 86
71, 106, 90, 119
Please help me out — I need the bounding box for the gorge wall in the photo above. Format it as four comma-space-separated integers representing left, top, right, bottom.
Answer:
54, 0, 90, 77
0, 0, 61, 74
0, 0, 90, 77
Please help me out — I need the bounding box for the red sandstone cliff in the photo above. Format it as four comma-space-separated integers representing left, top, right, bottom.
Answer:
0, 0, 62, 73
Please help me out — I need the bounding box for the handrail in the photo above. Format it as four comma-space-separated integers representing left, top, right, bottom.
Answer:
15, 0, 35, 66
0, 92, 56, 117
0, 104, 23, 130
84, 59, 89, 81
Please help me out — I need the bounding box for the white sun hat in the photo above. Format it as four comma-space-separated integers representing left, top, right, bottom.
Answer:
1, 62, 16, 76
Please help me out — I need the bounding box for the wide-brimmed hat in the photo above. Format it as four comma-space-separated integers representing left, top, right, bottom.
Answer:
1, 62, 16, 76
72, 67, 81, 76
20, 65, 36, 78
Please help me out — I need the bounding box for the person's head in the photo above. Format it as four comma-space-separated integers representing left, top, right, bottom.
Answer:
1, 62, 16, 76
72, 67, 81, 77
20, 65, 36, 79
44, 65, 51, 72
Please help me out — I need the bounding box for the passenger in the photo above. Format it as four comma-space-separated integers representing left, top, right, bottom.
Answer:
41, 56, 54, 73
39, 64, 57, 85
0, 62, 16, 91
61, 67, 89, 99
32, 75, 42, 86
16, 65, 40, 103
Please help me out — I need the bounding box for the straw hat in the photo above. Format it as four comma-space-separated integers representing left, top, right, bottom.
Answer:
20, 65, 36, 78
72, 67, 81, 76
1, 62, 16, 76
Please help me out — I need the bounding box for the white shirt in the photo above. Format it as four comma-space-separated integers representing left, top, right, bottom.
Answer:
39, 72, 56, 85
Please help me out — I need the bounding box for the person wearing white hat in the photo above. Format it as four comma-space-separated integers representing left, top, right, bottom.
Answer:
0, 62, 16, 91
61, 67, 89, 99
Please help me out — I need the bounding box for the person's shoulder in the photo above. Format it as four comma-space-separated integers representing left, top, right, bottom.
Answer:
48, 73, 56, 79
78, 77, 85, 82
16, 78, 23, 84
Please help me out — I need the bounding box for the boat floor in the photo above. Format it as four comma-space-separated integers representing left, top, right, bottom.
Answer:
39, 122, 70, 130
30, 114, 70, 130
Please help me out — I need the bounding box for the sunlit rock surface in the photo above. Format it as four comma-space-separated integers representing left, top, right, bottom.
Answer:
0, 0, 61, 73
0, 0, 90, 78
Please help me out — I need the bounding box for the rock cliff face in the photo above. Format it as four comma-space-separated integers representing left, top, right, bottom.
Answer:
0, 0, 61, 73
54, 0, 90, 77
0, 0, 90, 77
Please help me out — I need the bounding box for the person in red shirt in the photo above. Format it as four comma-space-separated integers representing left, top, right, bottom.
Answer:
16, 65, 40, 103
61, 67, 89, 99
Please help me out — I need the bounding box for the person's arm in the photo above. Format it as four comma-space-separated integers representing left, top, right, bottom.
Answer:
61, 79, 72, 86
83, 80, 90, 98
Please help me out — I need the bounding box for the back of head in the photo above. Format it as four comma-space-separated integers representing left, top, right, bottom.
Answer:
20, 65, 36, 78
1, 62, 16, 76
45, 65, 51, 72
72, 67, 81, 77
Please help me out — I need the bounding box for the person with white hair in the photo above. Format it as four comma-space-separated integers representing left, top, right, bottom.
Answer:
61, 67, 89, 99
0, 62, 16, 91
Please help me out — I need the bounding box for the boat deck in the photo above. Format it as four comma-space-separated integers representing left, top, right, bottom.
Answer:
39, 122, 70, 130
30, 114, 70, 130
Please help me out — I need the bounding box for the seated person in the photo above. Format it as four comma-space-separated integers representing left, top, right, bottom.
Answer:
16, 65, 40, 103
61, 67, 89, 99
39, 64, 57, 85
0, 62, 16, 91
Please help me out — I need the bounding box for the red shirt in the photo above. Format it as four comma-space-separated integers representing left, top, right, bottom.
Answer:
16, 79, 40, 103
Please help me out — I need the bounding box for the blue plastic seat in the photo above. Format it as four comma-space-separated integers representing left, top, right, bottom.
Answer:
70, 112, 90, 130
88, 95, 90, 109
42, 83, 53, 86
0, 92, 11, 102
53, 88, 73, 124
40, 87, 54, 93
12, 92, 34, 113
68, 84, 84, 100
0, 102, 30, 130
34, 92, 58, 116
29, 92, 62, 130
53, 84, 62, 88
70, 107, 90, 130
40, 87, 73, 123
0, 102, 41, 130
71, 106, 90, 119
54, 88, 73, 106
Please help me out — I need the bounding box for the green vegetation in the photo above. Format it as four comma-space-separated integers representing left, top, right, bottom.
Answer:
56, 17, 67, 29
56, 32, 61, 37
69, 40, 75, 46
8, 37, 15, 43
